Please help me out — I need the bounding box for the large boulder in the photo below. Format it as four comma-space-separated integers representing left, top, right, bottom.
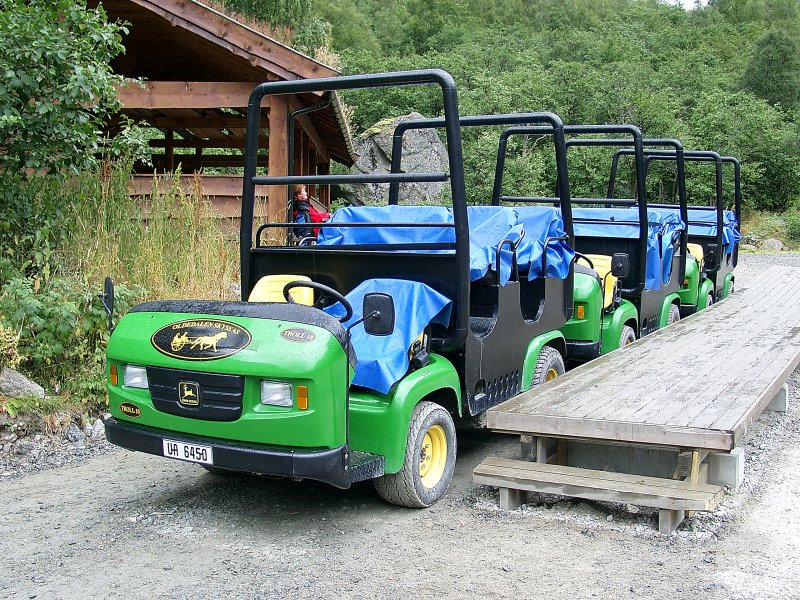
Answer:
0, 367, 45, 400
340, 112, 449, 206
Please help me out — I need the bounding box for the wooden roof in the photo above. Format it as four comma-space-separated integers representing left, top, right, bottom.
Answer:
91, 0, 355, 165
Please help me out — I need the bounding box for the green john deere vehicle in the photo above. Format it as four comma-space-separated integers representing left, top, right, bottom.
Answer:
102, 70, 577, 507
609, 148, 741, 312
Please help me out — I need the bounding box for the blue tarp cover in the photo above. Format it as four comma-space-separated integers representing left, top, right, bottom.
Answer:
514, 207, 576, 279
317, 205, 572, 285
572, 207, 685, 289
656, 207, 740, 255
324, 278, 452, 394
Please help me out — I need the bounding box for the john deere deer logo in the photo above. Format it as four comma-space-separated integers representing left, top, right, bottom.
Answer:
178, 381, 200, 406
151, 319, 251, 361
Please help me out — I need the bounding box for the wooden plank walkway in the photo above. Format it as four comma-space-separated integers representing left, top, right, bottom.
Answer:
488, 265, 800, 452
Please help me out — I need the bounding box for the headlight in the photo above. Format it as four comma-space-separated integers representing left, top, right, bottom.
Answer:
260, 380, 292, 407
123, 365, 149, 389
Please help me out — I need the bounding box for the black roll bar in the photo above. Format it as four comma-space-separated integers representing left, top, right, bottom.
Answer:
611, 148, 729, 272
241, 69, 470, 352
388, 112, 573, 244
387, 111, 575, 320
493, 124, 649, 294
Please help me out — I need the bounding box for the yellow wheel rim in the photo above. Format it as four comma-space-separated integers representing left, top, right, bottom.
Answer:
625, 337, 633, 346
419, 424, 447, 489
546, 368, 559, 381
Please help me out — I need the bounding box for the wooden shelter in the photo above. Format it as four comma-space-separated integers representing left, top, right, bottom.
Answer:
89, 0, 354, 223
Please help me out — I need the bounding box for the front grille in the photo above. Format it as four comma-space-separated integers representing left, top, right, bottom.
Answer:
146, 366, 244, 422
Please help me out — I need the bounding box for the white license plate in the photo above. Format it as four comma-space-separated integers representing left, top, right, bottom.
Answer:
162, 439, 213, 465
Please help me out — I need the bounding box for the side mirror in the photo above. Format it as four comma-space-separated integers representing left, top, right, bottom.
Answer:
611, 253, 630, 279
704, 244, 719, 270
99, 276, 116, 333
363, 293, 395, 336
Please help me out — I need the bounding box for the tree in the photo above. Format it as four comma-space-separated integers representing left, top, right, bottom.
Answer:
741, 28, 800, 108
0, 0, 127, 174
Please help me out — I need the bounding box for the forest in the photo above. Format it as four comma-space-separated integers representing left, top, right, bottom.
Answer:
219, 0, 800, 216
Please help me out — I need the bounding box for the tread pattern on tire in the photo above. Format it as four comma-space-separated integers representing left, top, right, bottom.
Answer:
373, 401, 455, 508
668, 303, 681, 325
532, 345, 565, 387
619, 325, 636, 346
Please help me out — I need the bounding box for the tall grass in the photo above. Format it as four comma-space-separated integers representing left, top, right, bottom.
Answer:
64, 161, 238, 300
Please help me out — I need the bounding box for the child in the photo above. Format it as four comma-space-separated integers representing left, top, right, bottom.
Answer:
292, 184, 329, 239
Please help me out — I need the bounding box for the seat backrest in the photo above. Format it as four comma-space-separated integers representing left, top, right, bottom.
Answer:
249, 274, 314, 305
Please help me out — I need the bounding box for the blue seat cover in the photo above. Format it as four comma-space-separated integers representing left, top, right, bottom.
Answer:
572, 206, 685, 290
514, 207, 575, 279
317, 205, 572, 285
324, 278, 452, 394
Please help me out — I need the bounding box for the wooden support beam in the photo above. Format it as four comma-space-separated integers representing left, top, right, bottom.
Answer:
149, 138, 245, 149
143, 116, 251, 129
164, 129, 174, 171
288, 97, 330, 163
267, 95, 290, 237
117, 81, 261, 109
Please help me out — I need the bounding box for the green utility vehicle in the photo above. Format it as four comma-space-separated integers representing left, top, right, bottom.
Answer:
389, 117, 640, 366
609, 149, 741, 312
491, 127, 686, 363
102, 70, 576, 507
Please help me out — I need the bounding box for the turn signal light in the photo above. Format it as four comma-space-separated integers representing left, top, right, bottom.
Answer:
576, 305, 585, 320
109, 364, 118, 386
297, 385, 309, 410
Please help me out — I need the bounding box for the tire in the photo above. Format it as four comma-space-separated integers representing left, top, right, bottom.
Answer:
532, 346, 565, 386
667, 303, 680, 326
373, 401, 456, 508
619, 325, 636, 347
727, 280, 735, 296
706, 292, 714, 308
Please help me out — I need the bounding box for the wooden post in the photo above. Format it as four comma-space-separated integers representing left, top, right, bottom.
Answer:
268, 95, 290, 228
165, 129, 174, 172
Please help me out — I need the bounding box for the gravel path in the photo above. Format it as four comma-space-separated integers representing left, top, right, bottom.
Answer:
1, 253, 798, 600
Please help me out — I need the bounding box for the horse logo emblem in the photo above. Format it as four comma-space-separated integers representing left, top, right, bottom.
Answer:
152, 319, 251, 361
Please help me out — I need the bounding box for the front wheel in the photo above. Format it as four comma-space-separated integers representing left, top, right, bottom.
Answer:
727, 280, 735, 297
374, 401, 457, 508
532, 346, 565, 386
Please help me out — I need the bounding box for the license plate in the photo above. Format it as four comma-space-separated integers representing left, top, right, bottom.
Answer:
162, 439, 213, 465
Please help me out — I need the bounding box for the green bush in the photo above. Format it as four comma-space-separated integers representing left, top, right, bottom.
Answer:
785, 209, 800, 241
0, 275, 144, 411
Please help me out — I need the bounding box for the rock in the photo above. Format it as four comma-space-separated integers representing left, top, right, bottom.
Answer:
84, 422, 94, 438
340, 112, 449, 206
0, 367, 45, 400
625, 503, 640, 514
14, 439, 41, 457
2, 432, 17, 444
92, 419, 105, 439
64, 423, 85, 443
760, 238, 784, 251
741, 243, 757, 251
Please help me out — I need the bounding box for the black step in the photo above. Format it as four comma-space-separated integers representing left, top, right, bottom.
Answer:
350, 451, 385, 483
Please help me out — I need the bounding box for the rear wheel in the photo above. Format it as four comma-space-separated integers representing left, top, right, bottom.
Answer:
706, 291, 714, 308
667, 303, 681, 325
532, 346, 565, 386
373, 401, 456, 508
619, 325, 636, 347
727, 280, 735, 296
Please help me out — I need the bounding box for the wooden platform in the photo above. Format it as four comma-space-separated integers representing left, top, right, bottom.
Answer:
474, 457, 725, 533
488, 265, 800, 452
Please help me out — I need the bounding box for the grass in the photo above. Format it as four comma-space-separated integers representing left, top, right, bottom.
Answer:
62, 164, 239, 301
740, 210, 800, 251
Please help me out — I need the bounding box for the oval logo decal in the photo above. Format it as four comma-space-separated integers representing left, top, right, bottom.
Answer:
151, 319, 251, 361
281, 328, 316, 343
120, 402, 141, 418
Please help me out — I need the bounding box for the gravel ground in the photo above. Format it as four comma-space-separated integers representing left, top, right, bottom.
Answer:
1, 253, 799, 599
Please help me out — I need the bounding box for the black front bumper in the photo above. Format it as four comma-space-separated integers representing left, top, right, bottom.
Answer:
105, 417, 352, 489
